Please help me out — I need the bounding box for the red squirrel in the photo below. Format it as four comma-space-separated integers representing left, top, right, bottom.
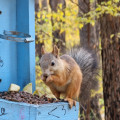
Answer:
39, 45, 82, 108
39, 45, 99, 108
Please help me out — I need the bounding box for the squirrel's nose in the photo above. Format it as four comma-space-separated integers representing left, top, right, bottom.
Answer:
43, 73, 48, 78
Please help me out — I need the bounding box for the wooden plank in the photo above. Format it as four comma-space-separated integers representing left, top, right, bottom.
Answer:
0, 99, 33, 120
0, 0, 17, 91
16, 0, 35, 91
28, 0, 36, 92
0, 99, 79, 120
0, 0, 35, 92
36, 102, 79, 120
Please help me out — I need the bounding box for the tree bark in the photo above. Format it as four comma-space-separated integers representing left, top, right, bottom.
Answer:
41, 0, 48, 10
99, 5, 120, 120
35, 0, 39, 13
78, 0, 100, 53
49, 0, 66, 53
35, 0, 48, 58
78, 0, 101, 119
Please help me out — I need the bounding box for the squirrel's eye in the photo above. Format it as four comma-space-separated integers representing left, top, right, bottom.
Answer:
51, 61, 55, 66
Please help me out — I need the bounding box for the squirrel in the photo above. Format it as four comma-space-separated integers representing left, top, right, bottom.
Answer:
39, 45, 99, 108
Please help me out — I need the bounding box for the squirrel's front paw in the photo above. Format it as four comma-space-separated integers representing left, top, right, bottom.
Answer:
46, 75, 54, 83
64, 98, 76, 109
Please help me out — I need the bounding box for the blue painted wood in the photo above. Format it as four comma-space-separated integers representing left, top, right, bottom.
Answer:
0, 0, 17, 91
29, 0, 36, 93
0, 99, 79, 120
16, 0, 35, 91
0, 0, 35, 92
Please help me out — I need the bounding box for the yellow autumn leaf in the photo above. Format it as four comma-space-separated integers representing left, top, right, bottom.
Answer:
79, 24, 83, 29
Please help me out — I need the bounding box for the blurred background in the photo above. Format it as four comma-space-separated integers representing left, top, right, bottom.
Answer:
34, 0, 120, 120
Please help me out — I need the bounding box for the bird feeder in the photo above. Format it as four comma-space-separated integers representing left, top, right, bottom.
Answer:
0, 0, 79, 120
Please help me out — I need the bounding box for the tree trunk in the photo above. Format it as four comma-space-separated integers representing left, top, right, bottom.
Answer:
35, 0, 48, 58
49, 0, 66, 53
41, 0, 48, 10
78, 0, 101, 120
99, 4, 120, 120
78, 0, 100, 53
35, 0, 39, 13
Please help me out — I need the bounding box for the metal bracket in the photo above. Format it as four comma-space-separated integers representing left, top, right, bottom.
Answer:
0, 31, 34, 43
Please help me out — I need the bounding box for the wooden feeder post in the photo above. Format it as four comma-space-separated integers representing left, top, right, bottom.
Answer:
0, 0, 79, 120
0, 0, 35, 91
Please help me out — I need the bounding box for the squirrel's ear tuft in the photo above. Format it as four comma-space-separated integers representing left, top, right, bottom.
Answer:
41, 45, 46, 55
52, 45, 59, 58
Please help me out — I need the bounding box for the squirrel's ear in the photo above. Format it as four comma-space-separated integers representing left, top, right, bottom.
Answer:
52, 45, 59, 57
41, 45, 46, 55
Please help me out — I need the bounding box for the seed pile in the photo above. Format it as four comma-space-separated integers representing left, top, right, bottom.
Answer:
0, 91, 60, 105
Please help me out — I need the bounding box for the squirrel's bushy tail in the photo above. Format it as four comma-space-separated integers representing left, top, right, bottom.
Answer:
68, 48, 99, 104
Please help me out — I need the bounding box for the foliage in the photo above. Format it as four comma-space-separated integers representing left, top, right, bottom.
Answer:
35, 0, 120, 95
35, 0, 80, 50
35, 0, 120, 119
36, 0, 120, 50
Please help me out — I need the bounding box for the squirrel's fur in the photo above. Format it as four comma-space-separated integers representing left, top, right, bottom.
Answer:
68, 47, 99, 104
40, 45, 99, 108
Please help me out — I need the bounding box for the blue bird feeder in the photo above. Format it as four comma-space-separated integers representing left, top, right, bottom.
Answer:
0, 0, 79, 120
0, 0, 35, 91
